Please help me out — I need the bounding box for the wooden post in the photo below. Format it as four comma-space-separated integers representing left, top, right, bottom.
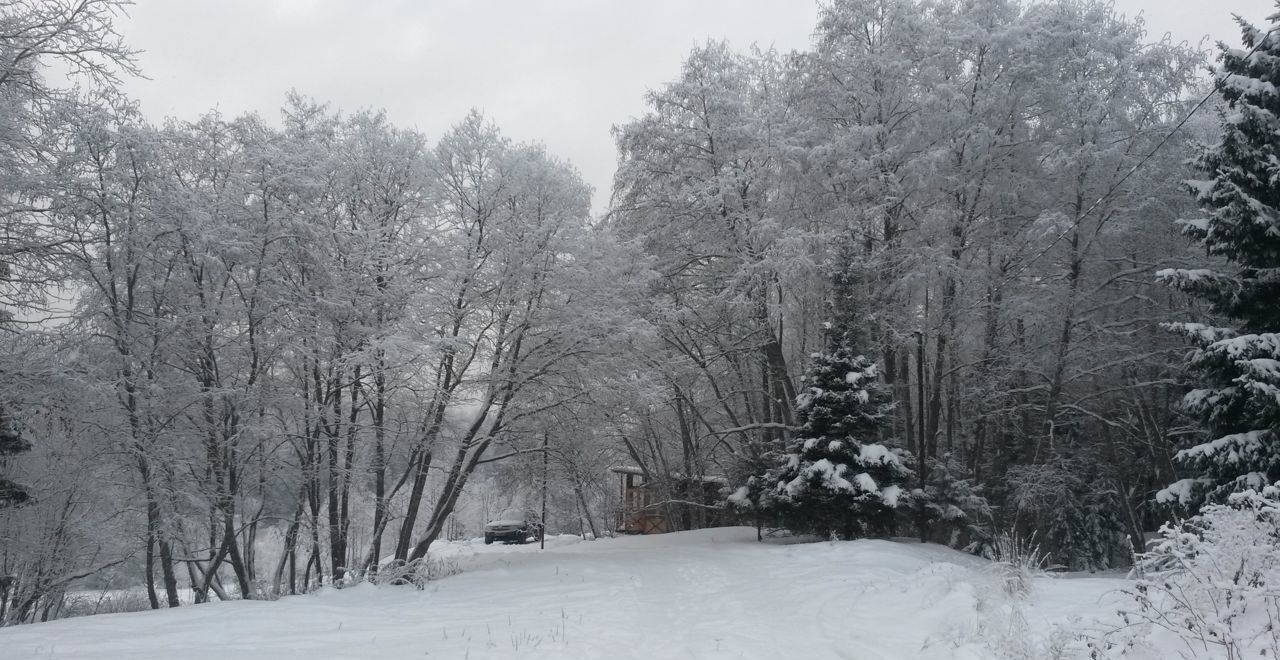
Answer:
540, 432, 549, 550
915, 329, 928, 544
915, 330, 927, 482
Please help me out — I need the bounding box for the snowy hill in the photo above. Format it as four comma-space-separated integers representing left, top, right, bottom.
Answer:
0, 527, 1131, 660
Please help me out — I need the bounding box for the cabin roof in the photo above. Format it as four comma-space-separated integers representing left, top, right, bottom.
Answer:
608, 465, 728, 484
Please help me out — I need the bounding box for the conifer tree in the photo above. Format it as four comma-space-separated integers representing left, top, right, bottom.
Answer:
767, 348, 907, 538
731, 243, 911, 538
1157, 11, 1280, 509
747, 314, 909, 538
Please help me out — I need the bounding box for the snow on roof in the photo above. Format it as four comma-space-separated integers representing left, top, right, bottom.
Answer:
609, 465, 728, 484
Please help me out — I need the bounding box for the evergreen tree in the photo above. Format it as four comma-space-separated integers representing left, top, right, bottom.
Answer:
1157, 11, 1280, 509
907, 454, 991, 549
753, 339, 910, 539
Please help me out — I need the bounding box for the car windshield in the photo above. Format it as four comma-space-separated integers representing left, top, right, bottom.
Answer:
496, 509, 524, 522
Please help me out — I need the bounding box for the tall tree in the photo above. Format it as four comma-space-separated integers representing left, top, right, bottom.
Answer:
0, 0, 137, 313
0, 0, 143, 611
1158, 10, 1280, 509
745, 308, 909, 538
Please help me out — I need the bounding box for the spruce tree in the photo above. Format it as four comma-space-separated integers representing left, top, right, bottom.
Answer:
1157, 12, 1280, 509
754, 340, 909, 539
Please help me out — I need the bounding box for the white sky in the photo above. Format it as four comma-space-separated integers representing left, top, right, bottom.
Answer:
116, 0, 1274, 215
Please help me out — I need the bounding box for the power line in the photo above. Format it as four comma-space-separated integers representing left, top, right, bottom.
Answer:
1000, 25, 1279, 288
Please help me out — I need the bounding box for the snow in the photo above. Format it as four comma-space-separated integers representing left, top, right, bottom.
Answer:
853, 471, 878, 492
487, 509, 530, 527
881, 484, 902, 507
859, 443, 901, 467
785, 457, 856, 495
1212, 332, 1280, 359
1154, 477, 1207, 506
0, 528, 1133, 660
1176, 429, 1269, 464
1182, 387, 1217, 410
1175, 213, 1210, 231
1246, 358, 1280, 380
1218, 72, 1280, 99
1160, 321, 1236, 344
1153, 267, 1214, 283
843, 364, 878, 386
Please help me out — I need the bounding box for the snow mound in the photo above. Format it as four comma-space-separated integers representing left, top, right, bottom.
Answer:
0, 528, 1128, 659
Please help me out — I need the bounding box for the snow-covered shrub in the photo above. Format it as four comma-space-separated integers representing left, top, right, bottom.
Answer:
370, 560, 417, 587
969, 593, 1081, 660
983, 532, 1050, 599
951, 552, 1087, 660
907, 453, 992, 548
56, 589, 154, 618
422, 555, 464, 582
1005, 454, 1128, 571
372, 554, 463, 589
248, 576, 283, 601
1097, 485, 1280, 658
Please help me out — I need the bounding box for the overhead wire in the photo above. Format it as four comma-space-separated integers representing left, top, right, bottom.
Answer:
998, 24, 1280, 288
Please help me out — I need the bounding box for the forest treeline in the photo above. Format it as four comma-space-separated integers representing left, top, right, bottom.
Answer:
0, 0, 1247, 624
0, 0, 647, 621
609, 0, 1210, 570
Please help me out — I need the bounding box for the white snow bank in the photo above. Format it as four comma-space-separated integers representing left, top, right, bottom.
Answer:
0, 527, 1131, 659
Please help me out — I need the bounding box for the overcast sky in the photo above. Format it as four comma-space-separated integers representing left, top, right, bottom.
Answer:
117, 0, 1273, 215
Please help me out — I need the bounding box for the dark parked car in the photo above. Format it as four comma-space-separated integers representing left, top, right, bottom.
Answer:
484, 509, 543, 545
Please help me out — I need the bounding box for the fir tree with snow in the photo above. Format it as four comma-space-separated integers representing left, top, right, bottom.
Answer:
756, 339, 909, 539
908, 454, 991, 549
1157, 11, 1280, 510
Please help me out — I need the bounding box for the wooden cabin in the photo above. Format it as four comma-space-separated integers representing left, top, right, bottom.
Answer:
610, 465, 729, 534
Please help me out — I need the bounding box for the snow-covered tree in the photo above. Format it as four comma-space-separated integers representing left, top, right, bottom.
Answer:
621, 0, 1204, 564
0, 0, 136, 513
755, 340, 909, 539
907, 454, 991, 549
0, 0, 137, 314
1158, 10, 1280, 510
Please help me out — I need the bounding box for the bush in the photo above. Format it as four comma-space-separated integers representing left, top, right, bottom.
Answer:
983, 532, 1050, 599
1004, 454, 1128, 571
57, 589, 154, 619
907, 453, 992, 548
1096, 484, 1280, 658
372, 554, 463, 588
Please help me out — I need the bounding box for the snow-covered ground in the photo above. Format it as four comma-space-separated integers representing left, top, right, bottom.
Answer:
0, 527, 1132, 659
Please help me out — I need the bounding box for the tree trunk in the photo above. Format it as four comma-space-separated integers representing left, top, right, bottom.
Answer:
338, 364, 362, 578
326, 368, 345, 580
143, 526, 159, 610
273, 495, 304, 596
367, 354, 387, 576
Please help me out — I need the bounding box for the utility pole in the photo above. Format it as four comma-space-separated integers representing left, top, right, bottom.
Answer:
914, 329, 927, 544
540, 431, 549, 550
914, 330, 927, 484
